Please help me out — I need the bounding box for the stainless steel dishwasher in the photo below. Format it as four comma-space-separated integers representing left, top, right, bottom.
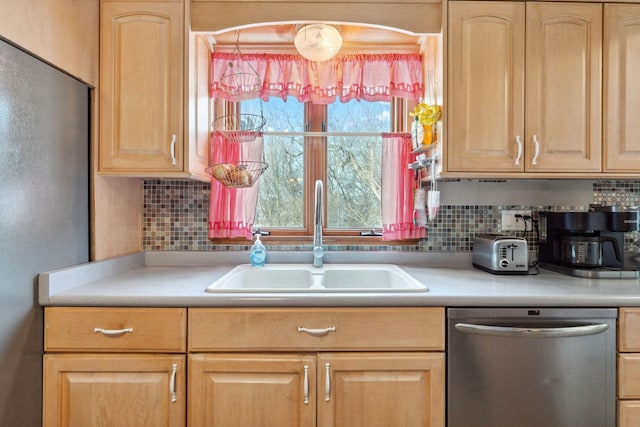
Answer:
447, 308, 617, 427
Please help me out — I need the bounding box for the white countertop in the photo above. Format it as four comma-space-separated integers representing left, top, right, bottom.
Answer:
38, 251, 640, 307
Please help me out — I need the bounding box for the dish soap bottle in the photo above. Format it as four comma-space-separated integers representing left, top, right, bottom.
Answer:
249, 234, 266, 267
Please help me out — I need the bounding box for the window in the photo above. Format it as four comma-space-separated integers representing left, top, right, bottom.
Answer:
239, 97, 409, 242
208, 50, 425, 242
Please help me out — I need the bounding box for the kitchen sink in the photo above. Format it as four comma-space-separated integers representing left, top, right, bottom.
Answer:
205, 264, 428, 293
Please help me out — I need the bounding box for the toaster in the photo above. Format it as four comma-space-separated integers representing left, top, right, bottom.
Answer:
472, 234, 529, 274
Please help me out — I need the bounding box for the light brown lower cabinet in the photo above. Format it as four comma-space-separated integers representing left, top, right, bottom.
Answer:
42, 307, 187, 427
43, 306, 444, 426
188, 352, 445, 427
619, 401, 640, 426
188, 353, 317, 427
317, 352, 444, 427
618, 307, 640, 427
43, 354, 186, 427
188, 307, 445, 427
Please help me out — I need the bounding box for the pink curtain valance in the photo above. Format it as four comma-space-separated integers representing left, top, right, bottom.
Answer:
211, 52, 423, 104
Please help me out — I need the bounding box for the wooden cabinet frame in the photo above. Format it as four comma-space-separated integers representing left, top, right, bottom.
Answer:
44, 306, 445, 426
618, 307, 640, 427
43, 307, 188, 427
188, 307, 446, 427
188, 352, 445, 427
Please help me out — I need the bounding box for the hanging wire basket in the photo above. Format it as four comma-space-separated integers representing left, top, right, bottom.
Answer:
213, 114, 266, 144
218, 31, 263, 101
206, 161, 269, 188
212, 30, 266, 143
219, 69, 262, 101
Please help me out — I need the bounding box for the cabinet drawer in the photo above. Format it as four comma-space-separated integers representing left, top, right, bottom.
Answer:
189, 307, 444, 352
619, 400, 640, 426
619, 354, 640, 398
619, 308, 640, 351
45, 307, 186, 352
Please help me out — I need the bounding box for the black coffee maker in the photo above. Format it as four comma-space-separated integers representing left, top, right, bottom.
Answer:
539, 205, 640, 278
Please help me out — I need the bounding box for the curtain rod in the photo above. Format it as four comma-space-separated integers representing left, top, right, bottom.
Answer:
256, 131, 388, 137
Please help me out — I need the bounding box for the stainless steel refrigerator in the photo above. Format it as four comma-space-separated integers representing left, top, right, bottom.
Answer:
0, 38, 89, 426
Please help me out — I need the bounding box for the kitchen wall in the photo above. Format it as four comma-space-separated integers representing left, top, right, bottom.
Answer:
143, 179, 640, 252
0, 0, 98, 86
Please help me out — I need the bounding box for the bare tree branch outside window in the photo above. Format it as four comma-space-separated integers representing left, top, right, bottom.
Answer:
241, 97, 389, 232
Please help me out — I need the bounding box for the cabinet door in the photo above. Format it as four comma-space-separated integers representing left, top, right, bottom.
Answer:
619, 401, 640, 427
619, 354, 640, 398
318, 352, 445, 427
619, 308, 640, 352
43, 354, 185, 427
188, 353, 316, 427
604, 4, 640, 172
447, 1, 525, 172
100, 1, 183, 173
525, 2, 602, 172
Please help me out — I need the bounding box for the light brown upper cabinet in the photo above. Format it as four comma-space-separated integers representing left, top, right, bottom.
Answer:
99, 0, 209, 180
604, 4, 640, 172
447, 2, 602, 175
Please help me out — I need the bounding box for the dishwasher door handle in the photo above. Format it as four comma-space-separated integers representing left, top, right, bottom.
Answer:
454, 322, 609, 338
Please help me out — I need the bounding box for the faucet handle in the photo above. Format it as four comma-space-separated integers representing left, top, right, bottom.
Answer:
252, 228, 271, 236
360, 229, 383, 237
313, 246, 325, 258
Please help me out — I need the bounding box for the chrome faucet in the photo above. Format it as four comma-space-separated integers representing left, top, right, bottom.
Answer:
313, 179, 324, 267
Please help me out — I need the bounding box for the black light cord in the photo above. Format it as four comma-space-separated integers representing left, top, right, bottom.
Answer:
515, 214, 540, 275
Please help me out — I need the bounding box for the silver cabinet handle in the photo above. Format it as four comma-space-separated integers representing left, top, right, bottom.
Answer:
532, 134, 540, 165
298, 326, 336, 337
303, 365, 309, 405
170, 363, 177, 403
170, 134, 177, 166
455, 322, 608, 338
325, 363, 331, 402
514, 135, 523, 166
94, 327, 133, 335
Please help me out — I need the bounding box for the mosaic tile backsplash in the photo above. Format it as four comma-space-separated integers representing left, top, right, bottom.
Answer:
143, 179, 640, 253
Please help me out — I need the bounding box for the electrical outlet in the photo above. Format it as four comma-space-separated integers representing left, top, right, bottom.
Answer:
501, 210, 532, 231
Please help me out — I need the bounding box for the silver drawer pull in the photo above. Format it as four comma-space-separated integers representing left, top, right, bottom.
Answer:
325, 363, 331, 402
170, 134, 177, 166
532, 134, 540, 165
298, 326, 336, 337
170, 363, 177, 403
94, 327, 134, 336
303, 365, 310, 405
514, 135, 523, 166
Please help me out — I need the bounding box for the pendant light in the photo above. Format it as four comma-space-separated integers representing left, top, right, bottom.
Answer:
294, 23, 343, 62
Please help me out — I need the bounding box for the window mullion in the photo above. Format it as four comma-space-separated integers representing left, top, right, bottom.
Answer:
303, 103, 327, 235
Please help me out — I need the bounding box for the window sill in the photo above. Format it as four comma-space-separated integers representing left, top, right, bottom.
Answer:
208, 236, 422, 247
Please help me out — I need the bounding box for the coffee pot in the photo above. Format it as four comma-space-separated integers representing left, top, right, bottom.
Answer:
539, 206, 639, 271
560, 235, 621, 268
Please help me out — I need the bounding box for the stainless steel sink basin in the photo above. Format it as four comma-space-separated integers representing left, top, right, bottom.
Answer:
205, 264, 427, 293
